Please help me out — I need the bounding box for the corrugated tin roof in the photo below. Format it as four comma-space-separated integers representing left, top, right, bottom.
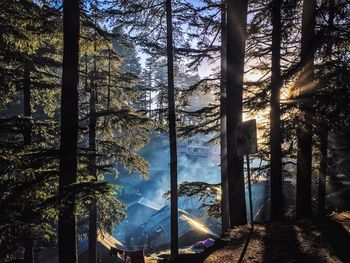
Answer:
78, 233, 124, 253
98, 233, 124, 249
128, 197, 162, 211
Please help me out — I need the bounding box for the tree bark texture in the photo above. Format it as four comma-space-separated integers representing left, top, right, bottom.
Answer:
296, 0, 316, 218
88, 55, 97, 263
165, 0, 179, 257
58, 0, 80, 262
220, 0, 230, 231
226, 0, 248, 226
23, 64, 34, 263
270, 0, 283, 220
23, 65, 32, 146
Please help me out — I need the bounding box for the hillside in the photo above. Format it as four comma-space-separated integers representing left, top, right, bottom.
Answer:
149, 213, 350, 263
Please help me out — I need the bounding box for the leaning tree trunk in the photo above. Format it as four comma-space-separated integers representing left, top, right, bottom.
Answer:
220, 0, 230, 231
58, 0, 80, 262
296, 0, 316, 218
270, 0, 283, 220
88, 53, 98, 263
226, 0, 248, 226
23, 64, 34, 263
165, 0, 178, 257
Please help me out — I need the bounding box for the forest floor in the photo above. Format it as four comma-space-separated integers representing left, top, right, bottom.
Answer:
146, 212, 350, 263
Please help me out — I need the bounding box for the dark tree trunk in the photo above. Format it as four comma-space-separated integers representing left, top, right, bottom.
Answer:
226, 0, 248, 226
220, 1, 230, 232
270, 0, 283, 220
220, 0, 230, 232
88, 56, 97, 263
23, 65, 31, 146
23, 65, 34, 263
296, 0, 316, 218
317, 0, 334, 216
107, 48, 111, 110
23, 238, 34, 263
317, 122, 327, 216
165, 0, 178, 257
325, 0, 334, 58
58, 0, 80, 262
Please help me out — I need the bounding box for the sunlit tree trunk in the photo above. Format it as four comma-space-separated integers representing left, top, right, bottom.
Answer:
220, 0, 230, 232
165, 0, 178, 257
226, 0, 248, 226
58, 0, 80, 262
270, 0, 283, 220
296, 0, 316, 218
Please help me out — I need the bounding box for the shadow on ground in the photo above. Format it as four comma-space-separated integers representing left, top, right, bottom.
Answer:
157, 214, 350, 263
313, 215, 350, 262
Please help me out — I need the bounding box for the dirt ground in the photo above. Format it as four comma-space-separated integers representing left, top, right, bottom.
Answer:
204, 221, 343, 263
148, 212, 350, 263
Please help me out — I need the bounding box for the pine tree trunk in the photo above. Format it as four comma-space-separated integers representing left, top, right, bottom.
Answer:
317, 0, 334, 216
317, 122, 327, 216
220, 1, 230, 232
107, 48, 111, 110
23, 64, 34, 263
88, 58, 97, 263
58, 0, 80, 262
226, 0, 248, 226
88, 201, 97, 262
296, 0, 316, 218
23, 65, 31, 146
270, 0, 283, 220
23, 238, 34, 263
165, 0, 178, 257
